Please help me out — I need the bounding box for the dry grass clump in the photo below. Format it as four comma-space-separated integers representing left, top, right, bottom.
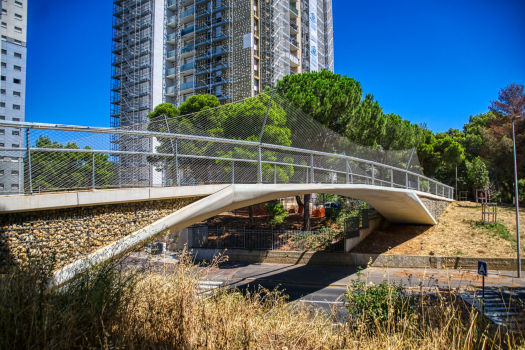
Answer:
0, 252, 523, 349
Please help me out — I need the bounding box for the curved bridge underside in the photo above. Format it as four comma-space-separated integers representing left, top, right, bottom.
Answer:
51, 184, 452, 287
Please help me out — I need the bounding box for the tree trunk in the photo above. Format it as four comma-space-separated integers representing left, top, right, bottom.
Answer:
303, 194, 311, 231
295, 195, 304, 207
248, 206, 254, 224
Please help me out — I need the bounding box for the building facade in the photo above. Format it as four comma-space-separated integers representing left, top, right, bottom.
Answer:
110, 0, 334, 124
0, 0, 27, 195
110, 0, 333, 186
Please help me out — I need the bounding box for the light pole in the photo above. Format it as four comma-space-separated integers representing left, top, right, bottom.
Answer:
511, 116, 521, 278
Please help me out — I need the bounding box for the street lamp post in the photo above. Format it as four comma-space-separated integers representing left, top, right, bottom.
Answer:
511, 116, 521, 278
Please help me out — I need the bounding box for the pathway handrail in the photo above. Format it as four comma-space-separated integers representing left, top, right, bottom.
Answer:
0, 121, 455, 197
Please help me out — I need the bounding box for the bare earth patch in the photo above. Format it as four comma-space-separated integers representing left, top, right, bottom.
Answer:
352, 201, 525, 258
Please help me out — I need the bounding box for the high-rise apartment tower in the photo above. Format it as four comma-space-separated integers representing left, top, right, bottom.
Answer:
111, 0, 334, 126
110, 0, 333, 185
0, 0, 27, 194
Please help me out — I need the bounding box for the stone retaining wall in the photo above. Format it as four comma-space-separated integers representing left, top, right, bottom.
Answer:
191, 248, 519, 271
0, 197, 200, 272
419, 196, 451, 221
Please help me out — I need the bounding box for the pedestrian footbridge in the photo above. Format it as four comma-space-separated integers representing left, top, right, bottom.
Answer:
0, 91, 454, 286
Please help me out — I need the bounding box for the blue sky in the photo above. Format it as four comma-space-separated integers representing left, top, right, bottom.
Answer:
26, 0, 525, 132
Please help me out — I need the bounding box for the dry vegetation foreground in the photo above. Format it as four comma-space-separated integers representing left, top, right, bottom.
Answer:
1, 254, 524, 350
353, 201, 525, 258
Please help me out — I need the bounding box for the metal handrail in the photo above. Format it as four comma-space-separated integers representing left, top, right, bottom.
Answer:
0, 120, 455, 198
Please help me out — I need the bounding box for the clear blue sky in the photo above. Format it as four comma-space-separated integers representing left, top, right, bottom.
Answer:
26, 0, 525, 132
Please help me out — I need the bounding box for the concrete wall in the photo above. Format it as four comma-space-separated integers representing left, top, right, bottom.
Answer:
0, 197, 200, 272
190, 248, 520, 271
345, 215, 384, 252
418, 195, 451, 222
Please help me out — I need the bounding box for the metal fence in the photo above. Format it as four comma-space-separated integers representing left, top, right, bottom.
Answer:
344, 208, 379, 239
205, 227, 345, 252
0, 91, 454, 199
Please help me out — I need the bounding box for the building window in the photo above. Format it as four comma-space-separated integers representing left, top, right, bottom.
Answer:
0, 143, 4, 147
14, 39, 21, 44
11, 184, 19, 190
13, 105, 20, 110
12, 130, 19, 135
14, 65, 21, 71
1, 62, 5, 68
0, 184, 4, 190
11, 157, 18, 162
0, 116, 4, 120
14, 27, 22, 33
12, 144, 19, 147
15, 1, 23, 7
0, 103, 4, 108
15, 14, 22, 20
13, 78, 21, 84
1, 22, 6, 28
1, 9, 6, 15
11, 170, 19, 175
1, 49, 5, 54
1, 89, 5, 95
14, 53, 22, 59
0, 170, 3, 175
13, 91, 20, 97
1, 76, 5, 81
12, 117, 19, 121
0, 129, 4, 134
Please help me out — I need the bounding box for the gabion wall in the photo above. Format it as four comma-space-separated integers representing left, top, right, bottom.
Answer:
418, 196, 451, 222
0, 197, 200, 272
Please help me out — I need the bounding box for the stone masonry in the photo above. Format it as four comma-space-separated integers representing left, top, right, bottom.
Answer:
0, 197, 200, 272
418, 196, 451, 222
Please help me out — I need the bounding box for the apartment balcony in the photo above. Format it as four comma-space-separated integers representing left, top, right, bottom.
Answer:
180, 81, 194, 91
195, 3, 230, 19
289, 4, 298, 18
168, 15, 177, 27
194, 61, 229, 75
195, 18, 229, 34
195, 47, 229, 61
180, 61, 195, 73
166, 67, 176, 79
112, 17, 125, 28
290, 21, 298, 35
289, 52, 299, 67
195, 78, 228, 89
289, 37, 299, 50
180, 7, 195, 22
195, 33, 229, 48
181, 25, 195, 37
181, 44, 194, 55
167, 32, 177, 43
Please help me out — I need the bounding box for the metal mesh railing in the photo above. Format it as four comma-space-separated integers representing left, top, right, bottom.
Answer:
0, 91, 454, 198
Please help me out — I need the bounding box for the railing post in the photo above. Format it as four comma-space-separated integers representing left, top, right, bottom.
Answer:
232, 160, 235, 184
406, 172, 409, 189
346, 161, 349, 184
390, 168, 394, 187
310, 153, 314, 183
92, 152, 96, 190
175, 137, 179, 186
330, 171, 334, 184
274, 163, 277, 184
26, 128, 33, 195
371, 164, 375, 185
417, 176, 420, 191
258, 145, 262, 183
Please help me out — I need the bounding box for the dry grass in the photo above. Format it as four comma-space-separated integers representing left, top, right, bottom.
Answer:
354, 202, 525, 258
1, 251, 524, 349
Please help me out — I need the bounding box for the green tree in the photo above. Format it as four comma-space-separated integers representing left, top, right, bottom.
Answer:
417, 130, 465, 182
179, 94, 220, 115
28, 136, 117, 192
376, 113, 425, 151
465, 157, 489, 190
146, 103, 179, 126
274, 70, 387, 149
